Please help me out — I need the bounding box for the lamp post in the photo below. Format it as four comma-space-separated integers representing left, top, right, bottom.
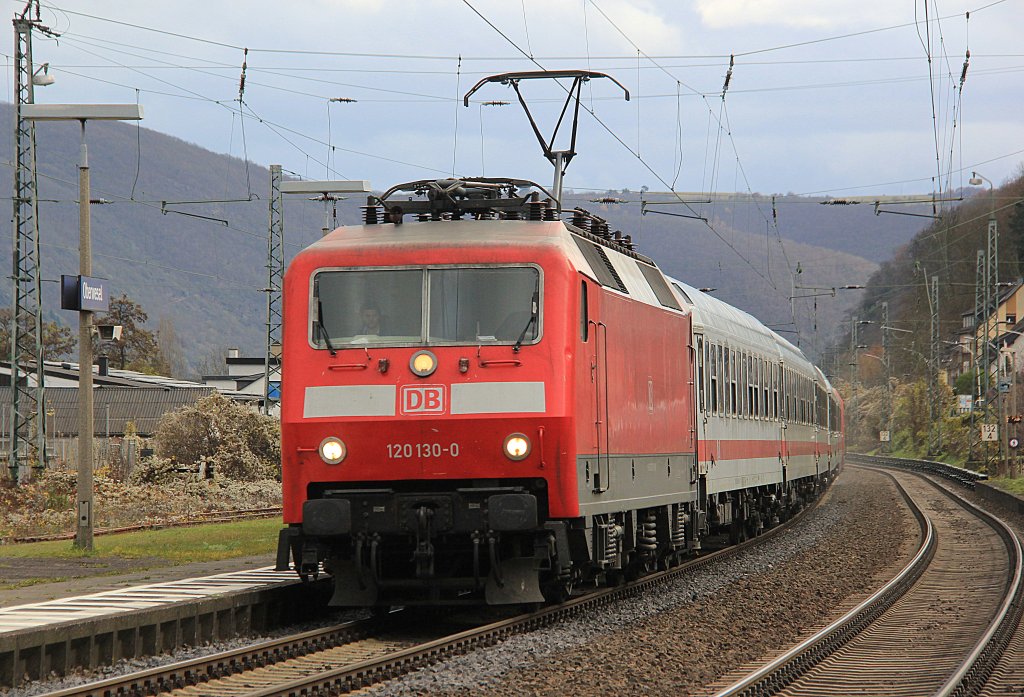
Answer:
22, 103, 143, 551
969, 170, 995, 218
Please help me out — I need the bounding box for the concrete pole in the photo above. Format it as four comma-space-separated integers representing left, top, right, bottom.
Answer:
74, 123, 94, 551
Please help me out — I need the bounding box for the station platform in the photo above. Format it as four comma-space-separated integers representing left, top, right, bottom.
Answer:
0, 554, 326, 686
0, 553, 276, 608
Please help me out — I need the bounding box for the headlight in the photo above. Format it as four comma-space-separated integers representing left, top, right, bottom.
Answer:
410, 350, 438, 377
319, 436, 347, 464
503, 433, 531, 460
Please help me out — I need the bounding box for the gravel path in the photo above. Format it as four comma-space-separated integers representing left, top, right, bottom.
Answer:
361, 467, 916, 696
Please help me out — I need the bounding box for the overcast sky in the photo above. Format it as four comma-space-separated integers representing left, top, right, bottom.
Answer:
4, 0, 1022, 198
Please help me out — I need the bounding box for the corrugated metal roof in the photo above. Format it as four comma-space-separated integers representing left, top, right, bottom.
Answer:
0, 386, 221, 437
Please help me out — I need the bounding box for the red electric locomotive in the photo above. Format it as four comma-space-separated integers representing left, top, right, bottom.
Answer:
275, 177, 843, 607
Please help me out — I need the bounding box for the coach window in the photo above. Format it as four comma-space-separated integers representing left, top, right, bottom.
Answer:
716, 343, 723, 415
723, 346, 730, 415
756, 357, 763, 418
744, 352, 751, 417
705, 340, 712, 414
710, 343, 719, 414
762, 360, 769, 419
788, 371, 794, 422
782, 369, 788, 421
754, 356, 761, 418
741, 350, 749, 415
749, 354, 756, 417
721, 346, 728, 415
729, 348, 738, 416
772, 364, 779, 420
749, 356, 756, 418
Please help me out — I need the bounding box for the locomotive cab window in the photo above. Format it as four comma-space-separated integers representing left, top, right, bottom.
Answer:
310, 265, 541, 348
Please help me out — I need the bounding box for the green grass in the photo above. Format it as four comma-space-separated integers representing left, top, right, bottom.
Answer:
986, 476, 1024, 496
0, 518, 282, 563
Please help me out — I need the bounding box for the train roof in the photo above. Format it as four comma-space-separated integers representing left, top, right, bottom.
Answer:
667, 277, 822, 379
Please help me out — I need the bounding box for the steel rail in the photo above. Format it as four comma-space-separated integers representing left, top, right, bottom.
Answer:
915, 465, 1024, 697
713, 459, 1023, 697
710, 466, 934, 697
45, 476, 836, 697
42, 617, 376, 697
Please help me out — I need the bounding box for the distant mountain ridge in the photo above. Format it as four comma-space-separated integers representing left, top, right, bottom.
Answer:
0, 102, 924, 372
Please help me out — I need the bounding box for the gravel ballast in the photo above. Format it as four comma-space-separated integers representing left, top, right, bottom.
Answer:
364, 466, 916, 696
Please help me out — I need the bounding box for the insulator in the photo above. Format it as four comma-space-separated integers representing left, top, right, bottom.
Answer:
572, 210, 590, 231
505, 210, 521, 220
613, 231, 623, 241
543, 199, 558, 221
624, 235, 634, 250
528, 193, 546, 221
361, 197, 382, 225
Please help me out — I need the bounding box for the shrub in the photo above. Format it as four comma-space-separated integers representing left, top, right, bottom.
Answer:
153, 393, 280, 482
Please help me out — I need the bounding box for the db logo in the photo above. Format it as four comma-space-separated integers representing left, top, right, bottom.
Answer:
400, 385, 446, 415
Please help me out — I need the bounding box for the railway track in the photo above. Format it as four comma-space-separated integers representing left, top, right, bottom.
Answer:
709, 461, 1024, 697
42, 480, 830, 697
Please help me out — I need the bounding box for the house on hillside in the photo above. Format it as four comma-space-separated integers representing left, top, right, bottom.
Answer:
949, 279, 1024, 392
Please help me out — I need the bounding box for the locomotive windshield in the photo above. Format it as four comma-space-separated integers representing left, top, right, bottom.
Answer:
312, 266, 541, 347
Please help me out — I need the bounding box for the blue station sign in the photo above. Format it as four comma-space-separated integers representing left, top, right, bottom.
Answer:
61, 275, 110, 312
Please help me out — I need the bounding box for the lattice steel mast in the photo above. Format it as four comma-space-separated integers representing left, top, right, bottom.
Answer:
263, 165, 284, 415
9, 1, 56, 481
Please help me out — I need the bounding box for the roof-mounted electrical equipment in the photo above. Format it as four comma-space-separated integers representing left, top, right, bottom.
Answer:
365, 177, 559, 224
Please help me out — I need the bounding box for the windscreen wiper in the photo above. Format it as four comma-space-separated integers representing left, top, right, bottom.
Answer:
513, 291, 539, 353
316, 298, 337, 356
